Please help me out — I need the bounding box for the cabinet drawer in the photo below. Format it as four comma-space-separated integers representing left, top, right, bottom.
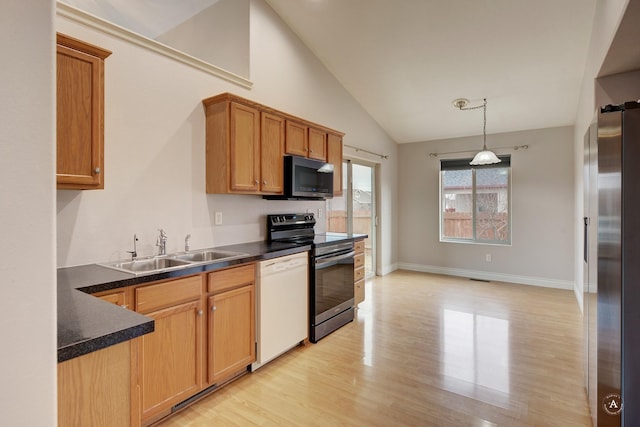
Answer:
135, 275, 203, 314
208, 264, 255, 294
354, 266, 365, 282
354, 240, 365, 254
98, 291, 126, 308
354, 253, 365, 269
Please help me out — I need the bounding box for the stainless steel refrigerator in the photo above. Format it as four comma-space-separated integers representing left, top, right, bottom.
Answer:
587, 101, 640, 426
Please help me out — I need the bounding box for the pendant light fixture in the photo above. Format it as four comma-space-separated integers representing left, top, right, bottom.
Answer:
452, 97, 501, 165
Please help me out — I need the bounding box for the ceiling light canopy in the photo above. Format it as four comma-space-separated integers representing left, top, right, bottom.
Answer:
453, 98, 501, 166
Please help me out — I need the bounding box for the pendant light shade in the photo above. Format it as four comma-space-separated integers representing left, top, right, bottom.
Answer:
453, 97, 501, 166
470, 149, 501, 165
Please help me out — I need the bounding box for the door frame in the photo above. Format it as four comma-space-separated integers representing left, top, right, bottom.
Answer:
344, 157, 378, 279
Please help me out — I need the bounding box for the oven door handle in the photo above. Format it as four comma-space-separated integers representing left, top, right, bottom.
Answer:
315, 250, 356, 267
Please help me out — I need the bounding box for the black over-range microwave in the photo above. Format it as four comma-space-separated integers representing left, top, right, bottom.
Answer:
264, 155, 334, 200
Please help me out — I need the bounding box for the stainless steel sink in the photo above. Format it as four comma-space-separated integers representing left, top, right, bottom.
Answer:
171, 249, 247, 263
100, 257, 193, 275
98, 249, 249, 276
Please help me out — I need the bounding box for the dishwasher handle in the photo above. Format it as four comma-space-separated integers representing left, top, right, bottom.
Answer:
260, 257, 308, 274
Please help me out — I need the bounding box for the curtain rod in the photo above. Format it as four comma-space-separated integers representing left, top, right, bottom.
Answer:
344, 144, 389, 159
428, 144, 529, 158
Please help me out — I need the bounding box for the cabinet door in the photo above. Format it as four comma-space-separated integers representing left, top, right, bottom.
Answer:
355, 278, 365, 306
327, 133, 343, 196
208, 285, 256, 384
308, 128, 327, 161
230, 102, 260, 192
56, 34, 110, 190
260, 112, 285, 194
285, 121, 308, 157
138, 300, 203, 422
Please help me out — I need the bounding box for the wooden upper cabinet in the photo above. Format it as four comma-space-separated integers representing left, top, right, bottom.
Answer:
285, 121, 308, 157
260, 112, 285, 194
56, 33, 111, 190
308, 127, 327, 161
327, 133, 343, 196
286, 123, 327, 161
203, 96, 284, 195
229, 102, 261, 192
203, 93, 343, 196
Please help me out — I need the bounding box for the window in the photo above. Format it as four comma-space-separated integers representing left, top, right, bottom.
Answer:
440, 156, 511, 245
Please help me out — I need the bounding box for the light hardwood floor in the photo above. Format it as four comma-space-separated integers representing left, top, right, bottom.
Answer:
157, 270, 591, 426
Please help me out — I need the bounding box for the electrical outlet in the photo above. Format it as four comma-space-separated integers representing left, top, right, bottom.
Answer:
214, 212, 223, 225
485, 253, 492, 262
317, 208, 323, 219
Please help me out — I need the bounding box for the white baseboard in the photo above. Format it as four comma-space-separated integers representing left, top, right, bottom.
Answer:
396, 263, 574, 290
379, 262, 398, 276
573, 283, 584, 314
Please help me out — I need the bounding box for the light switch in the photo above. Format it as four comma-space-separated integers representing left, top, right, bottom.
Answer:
214, 212, 223, 225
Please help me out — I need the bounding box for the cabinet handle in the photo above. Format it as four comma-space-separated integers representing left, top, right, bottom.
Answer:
198, 310, 203, 316
255, 179, 259, 184
211, 306, 216, 312
263, 180, 267, 185
94, 167, 101, 174
121, 304, 128, 309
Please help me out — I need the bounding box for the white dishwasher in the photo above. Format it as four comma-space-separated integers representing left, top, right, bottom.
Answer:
252, 251, 309, 370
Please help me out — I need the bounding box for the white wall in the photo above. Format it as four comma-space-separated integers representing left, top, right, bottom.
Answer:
0, 0, 57, 424
156, 0, 250, 77
56, 0, 398, 274
397, 126, 575, 288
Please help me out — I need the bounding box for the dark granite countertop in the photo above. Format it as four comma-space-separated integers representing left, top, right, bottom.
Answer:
57, 239, 318, 363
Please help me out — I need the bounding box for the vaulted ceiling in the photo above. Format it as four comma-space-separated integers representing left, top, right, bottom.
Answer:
265, 0, 598, 143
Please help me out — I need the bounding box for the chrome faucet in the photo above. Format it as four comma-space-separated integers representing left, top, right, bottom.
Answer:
127, 234, 139, 260
156, 229, 167, 256
185, 234, 191, 252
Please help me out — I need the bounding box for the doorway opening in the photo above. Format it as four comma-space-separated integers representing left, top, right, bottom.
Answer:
326, 159, 377, 278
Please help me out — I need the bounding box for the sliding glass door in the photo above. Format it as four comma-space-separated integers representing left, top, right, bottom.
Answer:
326, 159, 376, 277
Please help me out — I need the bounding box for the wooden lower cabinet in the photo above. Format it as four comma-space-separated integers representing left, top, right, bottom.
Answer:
207, 264, 256, 385
94, 287, 132, 309
79, 264, 258, 425
135, 276, 204, 425
208, 284, 256, 384
58, 340, 137, 427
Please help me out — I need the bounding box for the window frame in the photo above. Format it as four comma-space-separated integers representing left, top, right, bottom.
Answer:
439, 155, 512, 246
